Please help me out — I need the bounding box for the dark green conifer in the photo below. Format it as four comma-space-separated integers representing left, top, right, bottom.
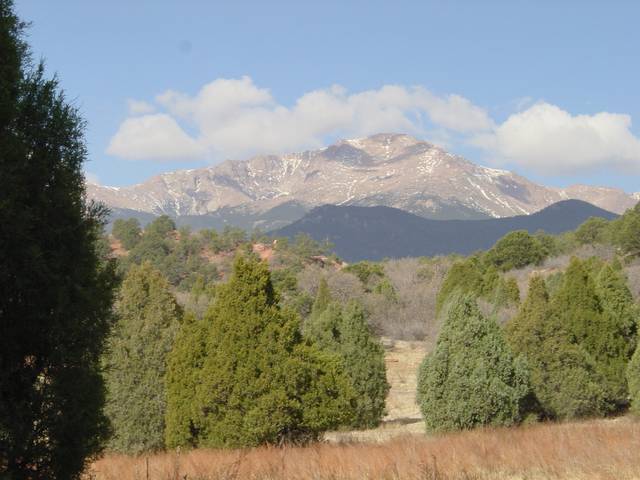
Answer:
0, 2, 116, 476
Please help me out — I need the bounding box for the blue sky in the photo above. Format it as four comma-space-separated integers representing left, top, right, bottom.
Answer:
15, 1, 640, 192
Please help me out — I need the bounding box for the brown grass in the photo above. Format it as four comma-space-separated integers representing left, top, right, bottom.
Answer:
87, 418, 640, 480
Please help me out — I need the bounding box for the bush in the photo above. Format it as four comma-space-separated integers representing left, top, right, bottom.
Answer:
417, 295, 531, 432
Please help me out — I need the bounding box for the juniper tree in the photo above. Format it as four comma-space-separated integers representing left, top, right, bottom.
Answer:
305, 289, 389, 429
0, 2, 116, 477
103, 263, 182, 454
593, 265, 638, 407
165, 313, 208, 448
165, 255, 355, 448
417, 295, 531, 431
111, 218, 142, 250
505, 274, 606, 419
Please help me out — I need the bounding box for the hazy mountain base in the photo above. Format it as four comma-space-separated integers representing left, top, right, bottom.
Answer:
271, 200, 617, 261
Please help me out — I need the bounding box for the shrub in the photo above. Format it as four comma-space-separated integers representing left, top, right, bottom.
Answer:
417, 295, 531, 432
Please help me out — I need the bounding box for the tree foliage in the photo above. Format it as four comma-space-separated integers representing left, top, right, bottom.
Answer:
505, 258, 637, 419
305, 287, 389, 429
0, 2, 116, 477
165, 255, 355, 448
485, 230, 545, 272
111, 218, 141, 250
417, 295, 531, 432
575, 216, 610, 245
103, 263, 182, 454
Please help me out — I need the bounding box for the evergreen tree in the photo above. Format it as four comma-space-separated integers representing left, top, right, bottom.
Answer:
575, 217, 610, 245
613, 203, 640, 259
111, 218, 142, 250
334, 302, 389, 428
305, 295, 389, 429
165, 255, 355, 448
505, 275, 605, 419
627, 345, 640, 415
505, 275, 549, 358
485, 230, 545, 271
506, 263, 611, 419
593, 265, 638, 407
0, 2, 116, 477
165, 313, 208, 448
436, 257, 484, 314
103, 263, 181, 453
313, 277, 331, 315
417, 295, 531, 432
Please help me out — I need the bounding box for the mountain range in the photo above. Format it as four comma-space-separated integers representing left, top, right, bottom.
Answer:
88, 133, 638, 230
271, 200, 618, 262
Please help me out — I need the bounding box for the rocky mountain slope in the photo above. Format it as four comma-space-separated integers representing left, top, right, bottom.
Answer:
89, 133, 637, 227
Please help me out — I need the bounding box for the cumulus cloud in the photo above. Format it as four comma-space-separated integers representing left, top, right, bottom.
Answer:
127, 99, 156, 115
108, 78, 640, 175
107, 114, 205, 161
107, 76, 493, 162
473, 103, 640, 174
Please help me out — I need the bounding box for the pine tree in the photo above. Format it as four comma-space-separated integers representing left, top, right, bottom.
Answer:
417, 295, 531, 431
165, 255, 355, 448
0, 2, 116, 477
103, 263, 182, 453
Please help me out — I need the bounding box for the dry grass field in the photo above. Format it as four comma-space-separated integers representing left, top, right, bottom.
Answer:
88, 341, 640, 479
88, 418, 640, 480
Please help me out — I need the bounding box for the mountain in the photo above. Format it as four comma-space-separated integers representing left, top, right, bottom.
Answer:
270, 200, 618, 262
89, 133, 637, 229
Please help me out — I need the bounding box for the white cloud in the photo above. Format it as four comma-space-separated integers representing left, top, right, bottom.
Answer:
107, 114, 205, 161
127, 99, 156, 115
473, 103, 640, 174
109, 79, 640, 175
108, 77, 493, 162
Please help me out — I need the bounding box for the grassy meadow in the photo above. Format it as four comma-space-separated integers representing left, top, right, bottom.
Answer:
87, 418, 640, 480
